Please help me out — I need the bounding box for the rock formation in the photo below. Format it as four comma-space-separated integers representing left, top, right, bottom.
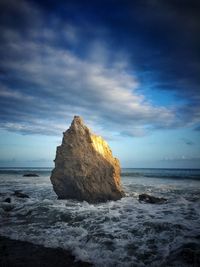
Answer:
139, 193, 167, 204
23, 173, 39, 177
50, 116, 124, 202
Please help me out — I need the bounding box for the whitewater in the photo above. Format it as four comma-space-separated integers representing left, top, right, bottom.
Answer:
0, 168, 200, 267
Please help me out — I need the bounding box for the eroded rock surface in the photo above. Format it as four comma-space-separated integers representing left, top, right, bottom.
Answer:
50, 116, 124, 202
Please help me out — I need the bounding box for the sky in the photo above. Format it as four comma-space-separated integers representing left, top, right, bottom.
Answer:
0, 0, 200, 168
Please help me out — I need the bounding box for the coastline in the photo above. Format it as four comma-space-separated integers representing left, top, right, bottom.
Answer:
0, 168, 200, 266
0, 236, 92, 267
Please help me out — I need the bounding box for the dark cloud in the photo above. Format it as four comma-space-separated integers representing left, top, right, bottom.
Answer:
29, 0, 200, 91
0, 0, 199, 137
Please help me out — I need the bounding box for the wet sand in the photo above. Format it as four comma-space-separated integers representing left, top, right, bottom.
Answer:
0, 236, 92, 267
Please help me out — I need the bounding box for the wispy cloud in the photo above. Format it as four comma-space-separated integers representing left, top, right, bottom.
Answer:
0, 34, 175, 136
162, 156, 200, 162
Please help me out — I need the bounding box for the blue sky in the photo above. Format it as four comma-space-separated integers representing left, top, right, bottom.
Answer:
0, 0, 200, 168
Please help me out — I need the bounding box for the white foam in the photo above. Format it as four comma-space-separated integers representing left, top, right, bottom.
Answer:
0, 173, 200, 266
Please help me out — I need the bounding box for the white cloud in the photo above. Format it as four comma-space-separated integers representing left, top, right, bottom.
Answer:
0, 85, 34, 101
0, 30, 176, 136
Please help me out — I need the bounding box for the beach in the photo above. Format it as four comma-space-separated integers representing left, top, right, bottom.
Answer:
0, 168, 200, 266
0, 236, 92, 267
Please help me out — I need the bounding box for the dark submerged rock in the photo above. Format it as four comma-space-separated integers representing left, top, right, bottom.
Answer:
4, 197, 11, 203
1, 203, 14, 212
139, 193, 167, 204
13, 190, 29, 198
23, 173, 39, 177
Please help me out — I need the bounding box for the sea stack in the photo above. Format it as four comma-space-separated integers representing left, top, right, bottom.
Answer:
50, 116, 124, 203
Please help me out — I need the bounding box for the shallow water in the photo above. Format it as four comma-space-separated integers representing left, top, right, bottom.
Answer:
0, 168, 200, 266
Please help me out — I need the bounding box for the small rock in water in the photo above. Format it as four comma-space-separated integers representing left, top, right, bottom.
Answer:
139, 193, 167, 204
50, 115, 125, 203
13, 190, 29, 198
23, 173, 39, 177
4, 197, 11, 203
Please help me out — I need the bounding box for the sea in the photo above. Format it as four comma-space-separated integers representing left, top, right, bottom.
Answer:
0, 168, 200, 267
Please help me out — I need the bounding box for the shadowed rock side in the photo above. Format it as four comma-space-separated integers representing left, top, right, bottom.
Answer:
50, 116, 125, 203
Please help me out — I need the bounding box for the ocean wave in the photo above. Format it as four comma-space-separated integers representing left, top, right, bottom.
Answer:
121, 171, 200, 180
1, 168, 200, 181
0, 170, 200, 266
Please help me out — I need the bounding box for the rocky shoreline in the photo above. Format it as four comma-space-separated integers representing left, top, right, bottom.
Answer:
0, 236, 92, 267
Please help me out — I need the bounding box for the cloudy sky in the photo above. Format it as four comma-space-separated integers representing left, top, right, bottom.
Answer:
0, 0, 200, 168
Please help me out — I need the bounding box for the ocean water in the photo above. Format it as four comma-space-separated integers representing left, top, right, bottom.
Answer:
0, 168, 200, 267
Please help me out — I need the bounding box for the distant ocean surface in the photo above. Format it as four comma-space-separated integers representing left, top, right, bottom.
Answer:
0, 168, 200, 266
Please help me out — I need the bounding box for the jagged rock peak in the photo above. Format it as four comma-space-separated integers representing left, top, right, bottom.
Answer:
50, 116, 125, 203
71, 115, 84, 127
66, 115, 89, 135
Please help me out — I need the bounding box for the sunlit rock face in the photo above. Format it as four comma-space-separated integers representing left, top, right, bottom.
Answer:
50, 116, 124, 202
